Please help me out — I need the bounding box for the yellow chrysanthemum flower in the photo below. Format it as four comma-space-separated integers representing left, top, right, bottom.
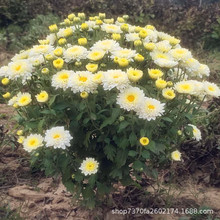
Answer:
155, 78, 167, 89
148, 69, 164, 79
127, 68, 143, 82
134, 54, 144, 62
16, 130, 23, 136
80, 91, 89, 99
86, 63, 98, 72
58, 38, 67, 46
144, 42, 155, 51
93, 72, 104, 84
140, 137, 150, 146
139, 29, 148, 38
118, 58, 129, 67
18, 136, 25, 144
81, 23, 89, 30
36, 91, 49, 103
111, 33, 121, 41
171, 150, 181, 161
53, 47, 63, 57
1, 78, 10, 85
2, 92, 11, 99
78, 38, 87, 46
53, 58, 64, 69
162, 88, 176, 100
41, 68, 49, 74
49, 24, 58, 33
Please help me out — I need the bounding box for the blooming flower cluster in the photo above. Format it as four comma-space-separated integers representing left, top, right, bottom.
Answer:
1, 13, 219, 180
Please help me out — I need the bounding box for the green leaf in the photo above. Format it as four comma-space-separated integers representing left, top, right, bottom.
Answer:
129, 132, 137, 146
100, 108, 120, 129
132, 160, 144, 170
37, 119, 44, 133
64, 180, 74, 193
117, 121, 130, 133
162, 117, 173, 123
128, 150, 138, 157
88, 174, 97, 187
116, 149, 128, 168
97, 182, 110, 195
49, 95, 58, 106
104, 144, 116, 161
109, 168, 122, 179
141, 150, 150, 159
82, 186, 94, 198
147, 141, 156, 154
120, 175, 134, 186
90, 112, 97, 120
41, 109, 56, 115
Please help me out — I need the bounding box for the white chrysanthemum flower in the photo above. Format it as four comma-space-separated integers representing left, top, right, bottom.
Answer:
85, 21, 98, 30
169, 68, 188, 80
8, 95, 18, 106
11, 50, 29, 61
154, 40, 172, 53
63, 45, 88, 62
46, 34, 56, 45
197, 64, 210, 77
189, 80, 204, 97
7, 60, 33, 81
111, 48, 137, 61
102, 69, 129, 91
45, 126, 73, 149
174, 81, 195, 95
171, 150, 181, 161
57, 26, 75, 38
188, 124, 202, 141
125, 33, 140, 42
101, 23, 122, 34
91, 40, 120, 53
79, 157, 99, 176
183, 57, 200, 72
154, 58, 178, 68
87, 50, 105, 61
0, 66, 9, 77
116, 87, 145, 111
17, 92, 32, 106
23, 134, 44, 152
136, 97, 165, 121
28, 55, 45, 66
68, 71, 98, 93
52, 70, 73, 91
143, 29, 158, 43
29, 45, 54, 57
203, 81, 220, 97
169, 48, 192, 61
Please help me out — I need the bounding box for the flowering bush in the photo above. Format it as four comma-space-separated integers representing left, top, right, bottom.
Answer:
1, 13, 220, 208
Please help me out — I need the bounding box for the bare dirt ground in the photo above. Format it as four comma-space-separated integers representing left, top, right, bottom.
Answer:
0, 104, 219, 220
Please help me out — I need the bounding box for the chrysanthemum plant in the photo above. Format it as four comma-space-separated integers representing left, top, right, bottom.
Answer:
1, 13, 220, 208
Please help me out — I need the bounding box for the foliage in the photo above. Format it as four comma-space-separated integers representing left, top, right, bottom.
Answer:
204, 17, 220, 50
0, 14, 60, 51
0, 13, 219, 208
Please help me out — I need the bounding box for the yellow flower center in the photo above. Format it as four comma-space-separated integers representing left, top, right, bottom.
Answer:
181, 84, 190, 90
20, 97, 28, 103
79, 76, 88, 82
208, 86, 215, 92
15, 65, 21, 71
53, 134, 61, 139
60, 73, 69, 80
127, 95, 135, 102
86, 162, 95, 171
148, 104, 155, 110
